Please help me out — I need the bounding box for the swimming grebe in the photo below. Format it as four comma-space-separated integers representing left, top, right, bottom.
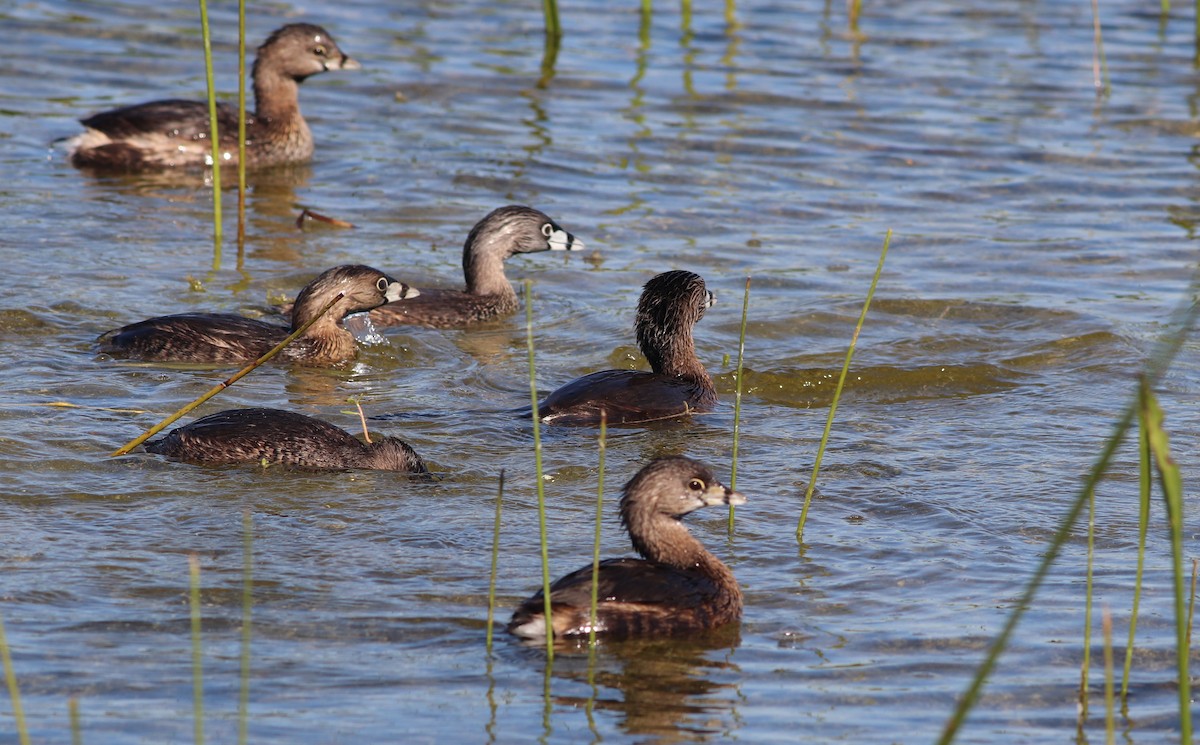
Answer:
367, 205, 582, 328
99, 264, 417, 365
536, 270, 716, 425
508, 456, 745, 639
69, 23, 359, 171
145, 407, 426, 472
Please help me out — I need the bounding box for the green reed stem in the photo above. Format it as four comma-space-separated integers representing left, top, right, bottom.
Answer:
1090, 0, 1111, 96
1103, 607, 1115, 745
197, 0, 222, 267
524, 280, 554, 659
69, 696, 81, 745
111, 291, 345, 455
538, 0, 561, 88
188, 554, 204, 745
585, 413, 606, 737
236, 0, 247, 252
1079, 484, 1097, 721
485, 470, 506, 654
729, 276, 750, 532
541, 659, 554, 740
542, 0, 561, 40
1121, 414, 1152, 705
588, 413, 607, 647
1187, 559, 1198, 650
848, 0, 863, 31
238, 510, 252, 745
797, 230, 890, 542
936, 280, 1200, 744
1141, 383, 1193, 744
0, 611, 29, 745
639, 0, 653, 52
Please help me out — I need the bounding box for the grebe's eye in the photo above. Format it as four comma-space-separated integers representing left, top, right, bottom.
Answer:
541, 223, 554, 237
313, 45, 328, 57
687, 478, 706, 492
376, 277, 389, 292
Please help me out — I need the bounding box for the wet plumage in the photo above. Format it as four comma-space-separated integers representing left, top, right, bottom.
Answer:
99, 264, 417, 365
507, 456, 745, 639
145, 407, 426, 472
537, 270, 716, 425
68, 23, 360, 171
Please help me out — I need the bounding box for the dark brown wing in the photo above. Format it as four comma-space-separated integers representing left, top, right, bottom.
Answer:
537, 370, 712, 425
98, 313, 287, 363
508, 558, 725, 638
145, 408, 366, 467
81, 99, 246, 142
548, 557, 721, 606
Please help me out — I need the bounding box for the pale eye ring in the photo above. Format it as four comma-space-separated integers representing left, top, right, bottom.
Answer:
376, 277, 389, 292
314, 44, 328, 56
688, 478, 705, 491
541, 223, 553, 237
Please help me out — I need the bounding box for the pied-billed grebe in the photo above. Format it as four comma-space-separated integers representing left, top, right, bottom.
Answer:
368, 205, 583, 328
536, 270, 716, 425
99, 264, 417, 365
145, 407, 426, 472
68, 23, 359, 171
508, 456, 745, 639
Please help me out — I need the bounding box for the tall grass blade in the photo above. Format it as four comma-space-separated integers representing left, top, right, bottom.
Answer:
196, 0, 223, 267
0, 610, 30, 745
588, 413, 607, 646
585, 413, 606, 740
729, 277, 750, 532
541, 659, 554, 742
486, 470, 507, 654
1103, 607, 1115, 745
542, 0, 561, 40
111, 291, 345, 455
524, 280, 554, 659
539, 0, 561, 84
1090, 0, 1111, 96
848, 0, 863, 31
69, 696, 81, 745
188, 554, 204, 745
1079, 484, 1097, 721
236, 0, 247, 252
1121, 405, 1153, 705
797, 230, 890, 542
1187, 558, 1198, 649
679, 0, 695, 95
238, 510, 253, 745
937, 290, 1200, 744
1140, 382, 1193, 743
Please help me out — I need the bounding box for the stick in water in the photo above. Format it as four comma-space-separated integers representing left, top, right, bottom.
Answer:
111, 292, 345, 456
